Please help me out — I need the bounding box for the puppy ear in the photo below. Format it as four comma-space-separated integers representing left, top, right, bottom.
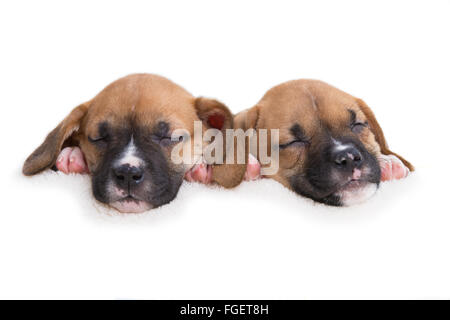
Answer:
22, 103, 89, 176
194, 97, 233, 133
194, 97, 247, 188
233, 105, 260, 130
245, 105, 260, 129
356, 98, 414, 171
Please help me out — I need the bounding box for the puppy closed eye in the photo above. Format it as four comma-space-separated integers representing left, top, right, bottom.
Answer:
281, 123, 310, 149
348, 109, 368, 133
89, 122, 109, 145
280, 139, 310, 149
88, 135, 108, 144
351, 122, 368, 133
152, 134, 184, 147
151, 121, 184, 147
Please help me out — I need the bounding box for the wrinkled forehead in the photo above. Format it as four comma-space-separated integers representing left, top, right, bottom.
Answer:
312, 87, 366, 131
259, 85, 318, 136
261, 82, 366, 136
83, 76, 199, 134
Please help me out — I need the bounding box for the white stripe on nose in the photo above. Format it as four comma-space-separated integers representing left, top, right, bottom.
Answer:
115, 137, 144, 167
332, 138, 352, 152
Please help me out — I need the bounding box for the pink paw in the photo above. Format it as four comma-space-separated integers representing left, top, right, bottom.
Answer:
184, 163, 213, 184
244, 154, 261, 181
379, 154, 409, 182
56, 147, 89, 174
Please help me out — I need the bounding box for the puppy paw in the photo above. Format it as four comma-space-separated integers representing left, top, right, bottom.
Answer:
56, 147, 89, 174
244, 154, 261, 181
184, 163, 213, 184
379, 154, 409, 181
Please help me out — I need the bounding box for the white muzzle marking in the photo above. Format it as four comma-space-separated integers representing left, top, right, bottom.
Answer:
332, 138, 353, 152
115, 137, 144, 168
338, 183, 377, 206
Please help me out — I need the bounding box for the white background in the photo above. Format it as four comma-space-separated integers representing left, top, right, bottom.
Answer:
1, 0, 449, 299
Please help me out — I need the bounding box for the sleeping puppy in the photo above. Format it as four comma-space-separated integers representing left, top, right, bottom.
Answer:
23, 74, 245, 213
235, 79, 414, 206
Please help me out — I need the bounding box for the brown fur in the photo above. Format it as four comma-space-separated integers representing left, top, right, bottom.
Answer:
23, 103, 89, 175
234, 79, 413, 190
356, 98, 414, 171
194, 97, 246, 188
23, 74, 244, 188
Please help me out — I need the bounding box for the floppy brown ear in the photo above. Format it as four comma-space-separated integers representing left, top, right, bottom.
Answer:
22, 102, 89, 176
233, 105, 260, 130
194, 97, 246, 188
356, 98, 414, 171
194, 97, 233, 133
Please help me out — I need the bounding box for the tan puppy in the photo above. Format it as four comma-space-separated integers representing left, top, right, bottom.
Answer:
23, 74, 245, 213
235, 79, 414, 206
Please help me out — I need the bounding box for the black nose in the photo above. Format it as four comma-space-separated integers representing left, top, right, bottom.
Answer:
113, 164, 144, 187
332, 147, 363, 169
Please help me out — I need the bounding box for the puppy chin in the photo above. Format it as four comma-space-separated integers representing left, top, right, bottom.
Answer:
110, 198, 153, 213
335, 181, 378, 206
104, 184, 153, 213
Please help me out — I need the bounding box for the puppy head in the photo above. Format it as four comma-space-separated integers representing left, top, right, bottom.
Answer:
241, 79, 413, 206
23, 74, 235, 213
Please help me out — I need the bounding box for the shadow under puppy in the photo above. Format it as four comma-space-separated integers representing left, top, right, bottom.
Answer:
23, 74, 246, 213
235, 79, 414, 206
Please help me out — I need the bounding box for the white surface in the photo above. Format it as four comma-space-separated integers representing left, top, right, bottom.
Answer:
1, 0, 449, 299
